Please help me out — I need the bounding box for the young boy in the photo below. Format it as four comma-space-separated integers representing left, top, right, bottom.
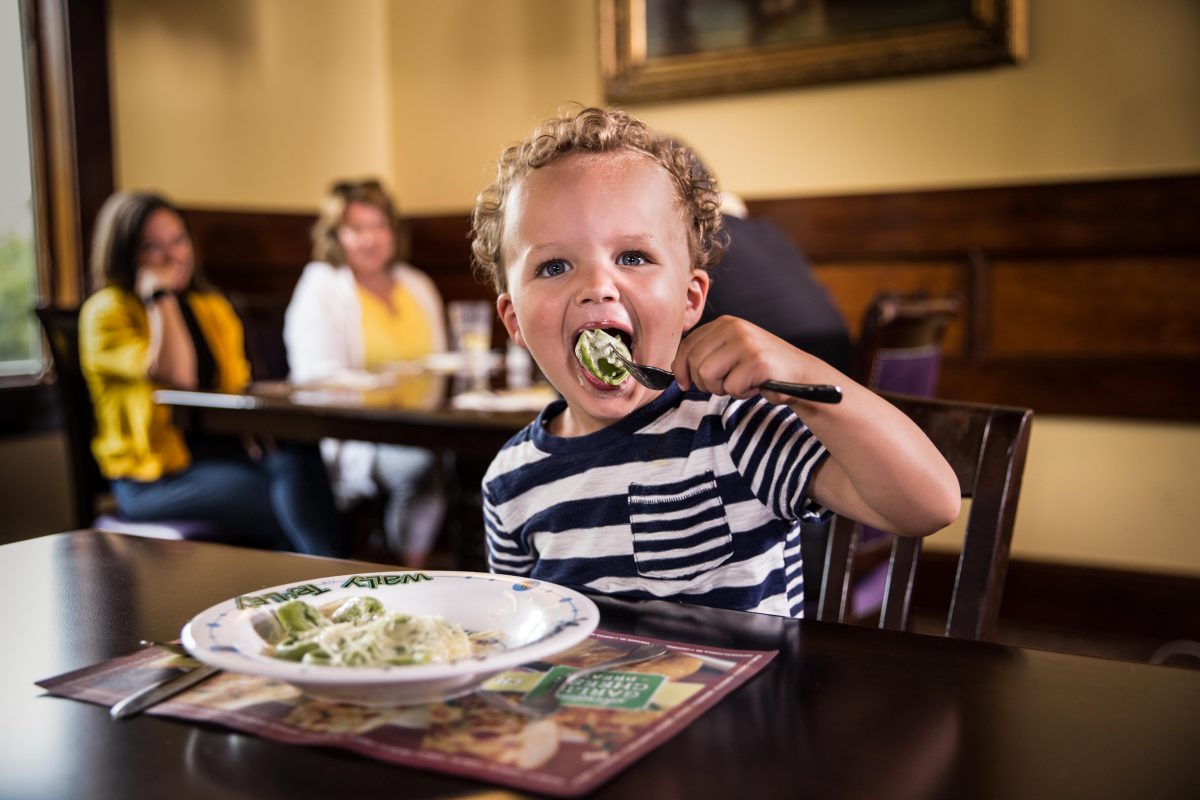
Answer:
470, 106, 959, 618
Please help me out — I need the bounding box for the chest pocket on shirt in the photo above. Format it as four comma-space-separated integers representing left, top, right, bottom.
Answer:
628, 471, 733, 581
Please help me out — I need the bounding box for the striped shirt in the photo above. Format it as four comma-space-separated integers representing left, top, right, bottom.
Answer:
482, 385, 829, 618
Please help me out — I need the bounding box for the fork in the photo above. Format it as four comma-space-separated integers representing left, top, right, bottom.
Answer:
607, 347, 842, 404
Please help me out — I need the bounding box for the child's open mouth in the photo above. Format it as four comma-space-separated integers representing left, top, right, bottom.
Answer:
575, 328, 633, 387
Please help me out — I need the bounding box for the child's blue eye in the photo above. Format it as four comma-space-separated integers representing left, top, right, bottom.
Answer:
536, 259, 570, 278
617, 251, 648, 266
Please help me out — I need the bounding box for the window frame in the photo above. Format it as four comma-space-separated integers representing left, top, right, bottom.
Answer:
1, 0, 113, 437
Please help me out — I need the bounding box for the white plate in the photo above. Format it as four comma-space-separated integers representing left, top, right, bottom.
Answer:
181, 571, 599, 707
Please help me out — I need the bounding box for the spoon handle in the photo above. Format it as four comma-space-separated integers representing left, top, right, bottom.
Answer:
758, 381, 843, 404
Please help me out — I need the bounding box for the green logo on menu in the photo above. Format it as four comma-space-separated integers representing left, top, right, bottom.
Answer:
530, 666, 666, 710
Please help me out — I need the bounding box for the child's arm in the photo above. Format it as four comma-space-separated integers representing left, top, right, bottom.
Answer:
482, 484, 536, 576
674, 316, 960, 537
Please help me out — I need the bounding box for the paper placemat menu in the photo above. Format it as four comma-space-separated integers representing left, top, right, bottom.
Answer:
39, 630, 775, 797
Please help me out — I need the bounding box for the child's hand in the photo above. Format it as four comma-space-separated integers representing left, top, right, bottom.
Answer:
673, 316, 825, 402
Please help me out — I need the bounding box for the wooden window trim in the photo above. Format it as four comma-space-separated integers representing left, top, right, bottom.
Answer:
2, 0, 113, 438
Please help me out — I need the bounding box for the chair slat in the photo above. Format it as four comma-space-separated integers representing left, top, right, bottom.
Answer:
817, 514, 860, 623
880, 535, 921, 631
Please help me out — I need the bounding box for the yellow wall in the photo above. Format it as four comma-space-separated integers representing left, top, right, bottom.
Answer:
109, 0, 394, 210
110, 0, 1200, 211
924, 418, 1200, 577
103, 0, 1200, 575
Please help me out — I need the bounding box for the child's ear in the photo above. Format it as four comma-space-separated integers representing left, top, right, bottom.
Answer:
496, 293, 526, 348
682, 269, 710, 329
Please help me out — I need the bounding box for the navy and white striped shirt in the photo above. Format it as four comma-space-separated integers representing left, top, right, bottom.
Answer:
483, 385, 829, 618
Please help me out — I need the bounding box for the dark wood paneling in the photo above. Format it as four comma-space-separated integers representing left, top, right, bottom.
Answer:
184, 208, 314, 294
749, 174, 1200, 260
915, 551, 1200, 658
182, 172, 1200, 421
939, 356, 1199, 421
183, 209, 493, 302
751, 174, 1200, 420
989, 257, 1200, 357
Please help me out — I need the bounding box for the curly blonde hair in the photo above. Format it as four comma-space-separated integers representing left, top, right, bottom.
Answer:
470, 106, 726, 294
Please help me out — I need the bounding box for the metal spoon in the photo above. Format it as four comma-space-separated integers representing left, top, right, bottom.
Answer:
110, 641, 218, 720
606, 347, 842, 403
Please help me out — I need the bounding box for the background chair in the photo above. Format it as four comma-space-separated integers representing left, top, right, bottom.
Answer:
35, 303, 223, 540
838, 292, 962, 619
228, 291, 292, 381
817, 392, 1033, 641
855, 292, 961, 397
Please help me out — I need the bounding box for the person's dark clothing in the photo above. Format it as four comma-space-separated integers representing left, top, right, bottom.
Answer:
700, 214, 852, 375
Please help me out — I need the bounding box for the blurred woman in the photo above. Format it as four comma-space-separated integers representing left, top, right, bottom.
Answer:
284, 178, 447, 567
79, 191, 343, 556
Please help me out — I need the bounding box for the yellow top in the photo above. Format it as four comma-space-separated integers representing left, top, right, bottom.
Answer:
357, 282, 436, 369
79, 286, 250, 481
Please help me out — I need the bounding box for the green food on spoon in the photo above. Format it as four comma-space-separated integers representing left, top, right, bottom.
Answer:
575, 329, 631, 385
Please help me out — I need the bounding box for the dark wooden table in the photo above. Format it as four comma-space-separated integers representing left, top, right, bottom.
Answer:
154, 381, 539, 459
5, 531, 1198, 800
156, 379, 544, 570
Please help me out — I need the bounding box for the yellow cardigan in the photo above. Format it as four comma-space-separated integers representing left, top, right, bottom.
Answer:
79, 287, 250, 481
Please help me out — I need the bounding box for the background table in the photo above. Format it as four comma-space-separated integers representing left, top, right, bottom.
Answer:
155, 384, 538, 460
156, 383, 540, 568
4, 531, 1198, 799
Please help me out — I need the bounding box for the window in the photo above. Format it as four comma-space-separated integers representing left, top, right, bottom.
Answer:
0, 2, 41, 378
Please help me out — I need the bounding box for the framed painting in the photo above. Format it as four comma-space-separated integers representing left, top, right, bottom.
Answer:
600, 0, 1028, 104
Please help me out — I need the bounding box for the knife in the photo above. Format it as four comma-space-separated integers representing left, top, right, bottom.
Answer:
109, 663, 221, 720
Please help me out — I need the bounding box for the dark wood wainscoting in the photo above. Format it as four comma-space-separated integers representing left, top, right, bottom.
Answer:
182, 173, 1200, 422
911, 552, 1200, 664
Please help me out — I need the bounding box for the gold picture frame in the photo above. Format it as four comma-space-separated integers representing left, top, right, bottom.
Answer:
600, 0, 1028, 104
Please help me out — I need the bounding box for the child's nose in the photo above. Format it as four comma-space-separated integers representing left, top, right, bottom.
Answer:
575, 265, 620, 305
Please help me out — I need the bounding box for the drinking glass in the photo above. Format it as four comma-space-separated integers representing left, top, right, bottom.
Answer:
448, 300, 494, 391
448, 300, 493, 355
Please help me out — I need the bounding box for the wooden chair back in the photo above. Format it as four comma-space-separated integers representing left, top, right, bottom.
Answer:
817, 392, 1034, 641
228, 291, 292, 381
36, 303, 228, 541
35, 304, 110, 529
